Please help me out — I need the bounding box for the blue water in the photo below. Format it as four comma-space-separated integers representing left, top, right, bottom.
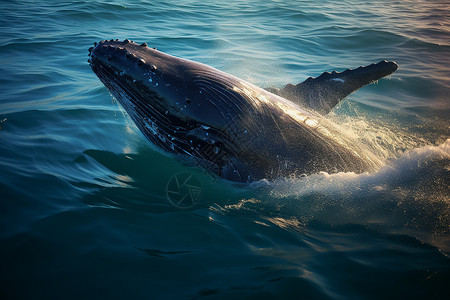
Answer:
1, 0, 449, 298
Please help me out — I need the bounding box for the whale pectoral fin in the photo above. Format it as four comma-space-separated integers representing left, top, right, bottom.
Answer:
274, 60, 398, 114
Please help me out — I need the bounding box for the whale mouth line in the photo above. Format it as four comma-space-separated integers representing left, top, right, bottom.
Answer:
92, 63, 195, 154
92, 63, 166, 127
105, 68, 173, 122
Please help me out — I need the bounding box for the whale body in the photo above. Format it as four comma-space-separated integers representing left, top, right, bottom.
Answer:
88, 39, 398, 182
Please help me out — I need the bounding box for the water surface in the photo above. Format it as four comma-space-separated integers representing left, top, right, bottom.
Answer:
0, 0, 449, 299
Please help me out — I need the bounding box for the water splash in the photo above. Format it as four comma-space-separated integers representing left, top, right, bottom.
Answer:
218, 140, 450, 252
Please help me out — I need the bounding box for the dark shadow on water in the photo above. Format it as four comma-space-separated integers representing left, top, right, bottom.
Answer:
72, 148, 256, 213
135, 247, 192, 259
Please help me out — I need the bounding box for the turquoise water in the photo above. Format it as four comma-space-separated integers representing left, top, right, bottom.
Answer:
1, 0, 449, 298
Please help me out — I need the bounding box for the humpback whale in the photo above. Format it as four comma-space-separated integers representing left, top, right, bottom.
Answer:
88, 39, 398, 182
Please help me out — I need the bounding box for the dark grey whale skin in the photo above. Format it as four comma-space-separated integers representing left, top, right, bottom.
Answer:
88, 39, 397, 182
269, 60, 398, 114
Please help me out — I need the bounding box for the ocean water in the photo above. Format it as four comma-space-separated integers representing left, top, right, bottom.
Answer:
1, 0, 449, 298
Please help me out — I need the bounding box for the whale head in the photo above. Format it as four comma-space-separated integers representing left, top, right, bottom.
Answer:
88, 39, 256, 181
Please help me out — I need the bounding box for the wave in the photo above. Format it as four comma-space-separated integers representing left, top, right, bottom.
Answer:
209, 141, 450, 253
237, 140, 448, 252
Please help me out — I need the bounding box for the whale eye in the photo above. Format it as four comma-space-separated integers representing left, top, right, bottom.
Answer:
185, 98, 192, 104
